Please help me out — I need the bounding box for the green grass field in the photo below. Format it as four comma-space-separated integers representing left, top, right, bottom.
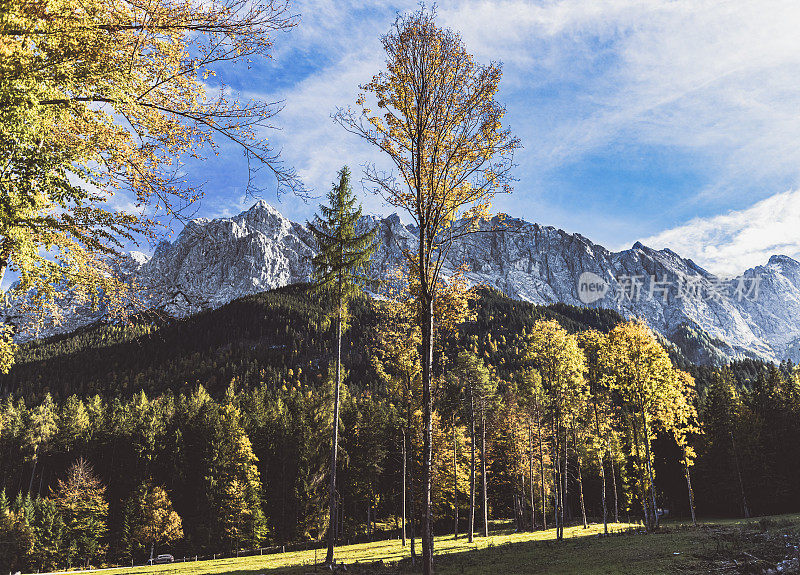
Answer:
44, 514, 800, 575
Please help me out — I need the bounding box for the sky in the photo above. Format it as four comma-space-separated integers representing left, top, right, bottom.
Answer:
24, 0, 800, 287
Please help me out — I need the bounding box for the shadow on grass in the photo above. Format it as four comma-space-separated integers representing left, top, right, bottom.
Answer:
190, 524, 646, 575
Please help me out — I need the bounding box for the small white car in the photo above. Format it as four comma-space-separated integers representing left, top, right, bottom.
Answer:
149, 554, 175, 565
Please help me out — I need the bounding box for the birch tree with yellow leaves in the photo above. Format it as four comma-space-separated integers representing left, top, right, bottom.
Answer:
336, 9, 519, 573
0, 0, 299, 368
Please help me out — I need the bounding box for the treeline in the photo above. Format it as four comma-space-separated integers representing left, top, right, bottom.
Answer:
2, 288, 800, 571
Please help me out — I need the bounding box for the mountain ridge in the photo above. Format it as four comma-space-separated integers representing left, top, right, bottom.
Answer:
5, 199, 800, 365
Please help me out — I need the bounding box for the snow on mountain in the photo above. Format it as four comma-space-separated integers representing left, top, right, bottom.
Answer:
6, 200, 800, 365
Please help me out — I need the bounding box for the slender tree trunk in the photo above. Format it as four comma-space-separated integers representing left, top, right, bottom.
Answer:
421, 295, 434, 575
730, 430, 750, 519
641, 412, 659, 529
592, 400, 608, 534
529, 424, 536, 530
631, 417, 651, 530
469, 396, 476, 543
552, 417, 562, 540
562, 424, 569, 527
573, 427, 587, 529
481, 411, 489, 538
325, 298, 343, 564
611, 449, 620, 524
27, 449, 37, 495
520, 472, 527, 531
409, 424, 417, 563
407, 400, 417, 563
536, 406, 547, 530
402, 428, 407, 546
598, 452, 608, 533
453, 418, 458, 540
682, 448, 696, 527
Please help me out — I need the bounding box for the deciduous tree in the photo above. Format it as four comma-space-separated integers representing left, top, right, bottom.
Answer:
0, 0, 299, 367
336, 10, 518, 571
54, 458, 108, 568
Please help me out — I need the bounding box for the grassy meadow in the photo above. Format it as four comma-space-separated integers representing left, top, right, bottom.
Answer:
40, 514, 800, 575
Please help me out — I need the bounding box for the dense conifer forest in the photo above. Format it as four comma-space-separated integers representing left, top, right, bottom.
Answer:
1, 285, 799, 571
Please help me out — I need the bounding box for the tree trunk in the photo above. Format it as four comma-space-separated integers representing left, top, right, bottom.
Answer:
27, 449, 38, 495
598, 454, 608, 534
453, 419, 458, 540
631, 417, 651, 530
410, 460, 417, 563
528, 424, 536, 531
469, 396, 476, 543
641, 412, 659, 529
536, 406, 547, 530
573, 427, 587, 529
562, 425, 569, 527
551, 417, 562, 540
611, 449, 620, 524
481, 410, 489, 538
325, 299, 343, 564
402, 428, 407, 546
682, 448, 696, 527
520, 473, 527, 531
592, 399, 608, 534
730, 430, 750, 519
421, 295, 434, 575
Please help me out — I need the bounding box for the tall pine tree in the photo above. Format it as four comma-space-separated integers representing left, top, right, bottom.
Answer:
308, 166, 375, 565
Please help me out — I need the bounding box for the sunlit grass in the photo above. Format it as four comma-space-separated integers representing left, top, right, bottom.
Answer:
40, 514, 800, 575
61, 521, 636, 575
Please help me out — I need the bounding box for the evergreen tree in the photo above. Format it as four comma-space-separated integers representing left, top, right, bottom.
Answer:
30, 496, 65, 571
0, 490, 35, 571
308, 165, 376, 565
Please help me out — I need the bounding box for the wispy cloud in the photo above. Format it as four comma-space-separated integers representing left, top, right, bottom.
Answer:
638, 189, 800, 276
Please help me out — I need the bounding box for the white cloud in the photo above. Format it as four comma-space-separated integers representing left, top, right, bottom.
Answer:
638, 189, 800, 276
438, 1, 800, 194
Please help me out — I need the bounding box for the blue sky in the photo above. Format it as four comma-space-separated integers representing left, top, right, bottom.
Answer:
59, 0, 800, 284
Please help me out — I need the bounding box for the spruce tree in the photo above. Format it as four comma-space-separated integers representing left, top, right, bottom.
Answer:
308, 166, 375, 565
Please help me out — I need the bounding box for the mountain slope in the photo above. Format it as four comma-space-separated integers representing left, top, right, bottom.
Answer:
0, 286, 631, 400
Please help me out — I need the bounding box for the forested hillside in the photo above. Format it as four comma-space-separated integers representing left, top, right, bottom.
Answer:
2, 286, 800, 572
0, 286, 627, 401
